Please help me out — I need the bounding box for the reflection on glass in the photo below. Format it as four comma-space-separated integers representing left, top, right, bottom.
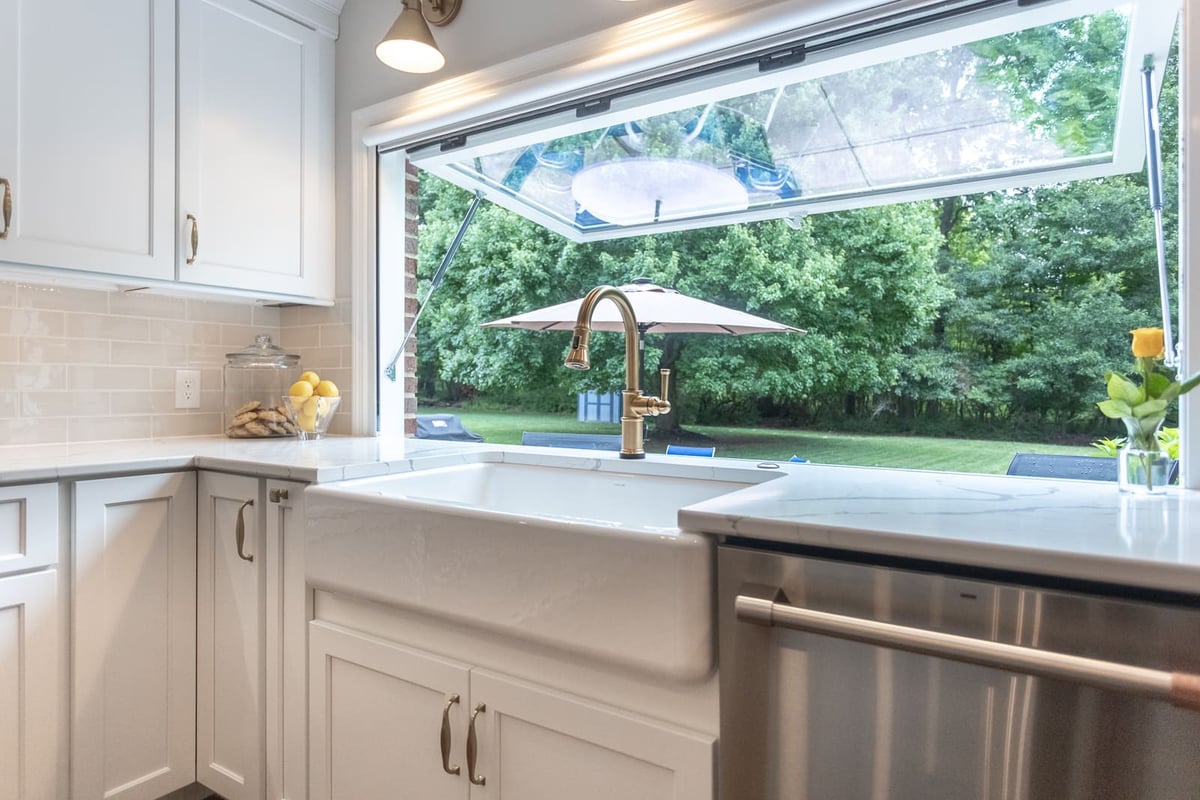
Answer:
435, 9, 1133, 237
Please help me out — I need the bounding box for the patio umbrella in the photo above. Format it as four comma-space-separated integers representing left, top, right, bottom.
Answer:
481, 278, 806, 340
482, 279, 804, 435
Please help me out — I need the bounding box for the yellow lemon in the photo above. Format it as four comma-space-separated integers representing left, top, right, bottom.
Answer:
315, 380, 340, 397
302, 396, 321, 416
297, 413, 317, 432
288, 380, 314, 399
299, 370, 321, 387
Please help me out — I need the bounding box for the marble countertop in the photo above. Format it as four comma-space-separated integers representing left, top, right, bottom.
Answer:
680, 461, 1200, 596
1, 436, 1195, 595
0, 434, 480, 485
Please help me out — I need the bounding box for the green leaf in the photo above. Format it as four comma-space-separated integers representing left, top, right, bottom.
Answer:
1132, 398, 1168, 419
1097, 399, 1132, 419
1145, 372, 1173, 398
1105, 373, 1142, 404
1160, 382, 1182, 404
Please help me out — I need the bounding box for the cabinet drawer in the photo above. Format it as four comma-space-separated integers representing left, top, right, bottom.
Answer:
0, 483, 58, 576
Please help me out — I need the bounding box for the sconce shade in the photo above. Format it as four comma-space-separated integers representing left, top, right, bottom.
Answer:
376, 2, 445, 74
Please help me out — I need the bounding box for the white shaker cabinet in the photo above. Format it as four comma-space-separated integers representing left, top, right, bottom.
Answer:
178, 0, 335, 301
197, 471, 308, 800
263, 478, 312, 800
309, 623, 471, 800
0, 0, 176, 280
197, 472, 264, 800
309, 622, 715, 800
72, 472, 197, 800
0, 482, 60, 800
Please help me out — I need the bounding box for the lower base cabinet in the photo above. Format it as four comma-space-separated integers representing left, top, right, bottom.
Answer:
72, 472, 198, 800
309, 622, 715, 800
0, 570, 58, 800
197, 471, 307, 800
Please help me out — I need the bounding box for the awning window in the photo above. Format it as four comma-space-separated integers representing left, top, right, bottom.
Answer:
405, 0, 1176, 242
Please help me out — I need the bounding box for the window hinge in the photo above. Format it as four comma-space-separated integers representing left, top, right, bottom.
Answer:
439, 134, 467, 153
576, 98, 612, 118
758, 45, 806, 72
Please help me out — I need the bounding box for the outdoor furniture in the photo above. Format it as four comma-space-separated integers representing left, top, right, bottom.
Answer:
520, 431, 622, 451
1006, 453, 1118, 481
414, 414, 484, 442
665, 444, 715, 457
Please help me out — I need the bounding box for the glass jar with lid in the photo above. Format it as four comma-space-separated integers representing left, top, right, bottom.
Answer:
223, 334, 301, 438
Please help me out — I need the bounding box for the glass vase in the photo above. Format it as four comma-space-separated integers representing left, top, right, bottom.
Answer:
1118, 417, 1172, 494
1117, 442, 1172, 494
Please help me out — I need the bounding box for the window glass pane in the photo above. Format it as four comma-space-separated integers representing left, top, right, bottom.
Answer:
420, 3, 1167, 241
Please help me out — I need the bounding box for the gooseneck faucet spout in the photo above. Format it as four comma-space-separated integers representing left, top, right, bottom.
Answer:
565, 285, 671, 458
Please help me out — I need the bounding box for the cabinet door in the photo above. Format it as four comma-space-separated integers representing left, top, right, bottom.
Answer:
197, 472, 264, 800
0, 570, 58, 800
73, 472, 197, 800
470, 669, 715, 800
0, 483, 57, 576
264, 479, 307, 800
0, 0, 175, 279
177, 0, 334, 300
309, 622, 470, 800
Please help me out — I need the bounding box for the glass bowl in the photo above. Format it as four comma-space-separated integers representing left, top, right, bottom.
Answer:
281, 395, 340, 440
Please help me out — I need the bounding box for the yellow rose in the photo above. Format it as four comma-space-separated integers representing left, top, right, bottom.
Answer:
1130, 328, 1164, 359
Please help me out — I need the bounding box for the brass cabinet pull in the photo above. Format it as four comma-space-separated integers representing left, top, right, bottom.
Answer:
466, 703, 486, 786
268, 488, 289, 503
185, 213, 199, 264
0, 178, 11, 240
440, 694, 461, 776
234, 499, 255, 562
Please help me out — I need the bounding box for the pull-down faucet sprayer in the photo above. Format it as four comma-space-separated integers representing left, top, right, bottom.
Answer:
565, 285, 671, 458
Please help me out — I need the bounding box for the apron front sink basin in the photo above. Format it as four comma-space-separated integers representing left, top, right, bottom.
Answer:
304, 453, 773, 679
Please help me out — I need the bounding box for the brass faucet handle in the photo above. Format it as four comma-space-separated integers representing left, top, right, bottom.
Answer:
659, 369, 671, 402
633, 392, 671, 417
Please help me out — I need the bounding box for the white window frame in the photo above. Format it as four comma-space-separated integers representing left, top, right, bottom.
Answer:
351, 0, 1196, 490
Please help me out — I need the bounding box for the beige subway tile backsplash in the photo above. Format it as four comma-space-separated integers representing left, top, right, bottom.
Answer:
3, 365, 67, 392
0, 308, 66, 337
17, 284, 109, 312
68, 415, 153, 442
153, 412, 223, 438
0, 417, 69, 446
68, 312, 151, 342
21, 337, 110, 365
0, 391, 18, 418
188, 299, 254, 325
0, 280, 354, 445
22, 391, 111, 418
109, 291, 187, 320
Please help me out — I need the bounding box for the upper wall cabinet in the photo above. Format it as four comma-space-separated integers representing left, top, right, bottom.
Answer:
178, 0, 335, 301
0, 0, 176, 280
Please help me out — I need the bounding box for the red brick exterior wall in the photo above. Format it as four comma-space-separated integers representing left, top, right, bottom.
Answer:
403, 159, 419, 435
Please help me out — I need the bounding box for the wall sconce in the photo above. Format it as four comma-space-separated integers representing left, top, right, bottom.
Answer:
376, 0, 462, 74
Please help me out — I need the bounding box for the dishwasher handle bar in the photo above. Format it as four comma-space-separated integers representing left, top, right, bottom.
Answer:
735, 585, 1200, 714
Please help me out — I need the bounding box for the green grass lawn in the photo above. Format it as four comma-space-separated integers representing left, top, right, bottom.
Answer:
431, 409, 1096, 475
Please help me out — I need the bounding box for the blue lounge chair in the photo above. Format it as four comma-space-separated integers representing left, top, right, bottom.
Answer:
665, 444, 715, 457
521, 431, 622, 451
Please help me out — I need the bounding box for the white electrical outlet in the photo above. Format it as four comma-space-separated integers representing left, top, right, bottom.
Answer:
175, 369, 201, 409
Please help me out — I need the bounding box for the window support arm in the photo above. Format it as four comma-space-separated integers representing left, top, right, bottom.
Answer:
384, 192, 483, 382
1142, 61, 1177, 370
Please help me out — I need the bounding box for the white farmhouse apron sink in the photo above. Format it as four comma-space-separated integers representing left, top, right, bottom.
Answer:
304, 451, 774, 680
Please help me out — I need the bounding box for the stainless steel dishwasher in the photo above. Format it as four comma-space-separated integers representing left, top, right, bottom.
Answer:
718, 543, 1200, 800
